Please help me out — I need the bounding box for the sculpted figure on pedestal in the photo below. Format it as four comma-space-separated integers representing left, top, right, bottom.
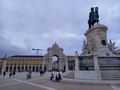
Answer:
81, 40, 94, 55
108, 39, 120, 55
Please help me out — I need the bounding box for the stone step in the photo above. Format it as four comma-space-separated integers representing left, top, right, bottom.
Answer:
102, 77, 120, 80
102, 78, 120, 80
102, 76, 120, 78
101, 75, 120, 77
63, 71, 74, 79
101, 71, 120, 80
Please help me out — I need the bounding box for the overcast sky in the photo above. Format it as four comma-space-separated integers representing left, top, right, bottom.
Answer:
0, 0, 120, 57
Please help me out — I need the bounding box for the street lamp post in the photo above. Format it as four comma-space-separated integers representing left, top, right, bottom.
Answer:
32, 48, 42, 55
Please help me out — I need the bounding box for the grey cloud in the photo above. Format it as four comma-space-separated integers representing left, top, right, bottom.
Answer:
0, 0, 120, 57
0, 35, 27, 57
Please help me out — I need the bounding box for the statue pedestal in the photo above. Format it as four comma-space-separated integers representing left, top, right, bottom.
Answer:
84, 24, 112, 56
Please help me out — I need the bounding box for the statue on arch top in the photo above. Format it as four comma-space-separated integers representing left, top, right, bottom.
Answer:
88, 7, 99, 28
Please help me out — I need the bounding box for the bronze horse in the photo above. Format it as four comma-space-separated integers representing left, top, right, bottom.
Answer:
88, 7, 99, 28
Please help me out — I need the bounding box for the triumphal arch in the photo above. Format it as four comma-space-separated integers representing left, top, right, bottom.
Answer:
43, 43, 66, 71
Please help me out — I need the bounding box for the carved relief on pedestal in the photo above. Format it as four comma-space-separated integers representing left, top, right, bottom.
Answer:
81, 40, 95, 55
97, 30, 106, 38
108, 39, 120, 55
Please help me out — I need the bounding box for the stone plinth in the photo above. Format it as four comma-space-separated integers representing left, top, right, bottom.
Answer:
93, 53, 101, 80
75, 71, 98, 80
75, 56, 79, 71
66, 59, 68, 72
84, 24, 112, 56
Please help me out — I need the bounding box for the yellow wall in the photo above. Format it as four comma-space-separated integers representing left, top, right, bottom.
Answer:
6, 58, 43, 66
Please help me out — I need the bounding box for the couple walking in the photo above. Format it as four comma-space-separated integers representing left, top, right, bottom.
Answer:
50, 73, 62, 82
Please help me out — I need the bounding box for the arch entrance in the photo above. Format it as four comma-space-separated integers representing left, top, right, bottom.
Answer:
51, 55, 59, 71
44, 43, 66, 71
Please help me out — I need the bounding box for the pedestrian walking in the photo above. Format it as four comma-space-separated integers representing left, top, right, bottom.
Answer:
0, 71, 2, 75
9, 71, 12, 79
58, 73, 62, 81
13, 71, 16, 78
50, 73, 54, 81
3, 71, 6, 77
55, 75, 58, 82
26, 71, 31, 79
40, 70, 43, 76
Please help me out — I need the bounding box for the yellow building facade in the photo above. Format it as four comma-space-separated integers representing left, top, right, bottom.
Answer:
1, 43, 76, 72
5, 55, 43, 72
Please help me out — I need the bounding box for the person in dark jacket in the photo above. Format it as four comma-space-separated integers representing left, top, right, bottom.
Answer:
13, 71, 16, 78
50, 73, 54, 81
3, 71, 6, 77
58, 73, 62, 81
9, 71, 12, 79
55, 75, 58, 82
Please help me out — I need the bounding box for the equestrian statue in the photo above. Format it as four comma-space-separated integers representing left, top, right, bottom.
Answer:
88, 7, 99, 28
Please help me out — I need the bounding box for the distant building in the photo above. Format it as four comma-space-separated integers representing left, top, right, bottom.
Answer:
5, 55, 43, 72
1, 43, 76, 72
0, 60, 3, 74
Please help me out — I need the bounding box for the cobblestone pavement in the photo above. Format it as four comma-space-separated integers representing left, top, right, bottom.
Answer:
0, 72, 119, 90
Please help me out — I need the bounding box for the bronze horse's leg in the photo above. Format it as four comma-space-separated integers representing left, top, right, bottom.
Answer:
88, 19, 91, 28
